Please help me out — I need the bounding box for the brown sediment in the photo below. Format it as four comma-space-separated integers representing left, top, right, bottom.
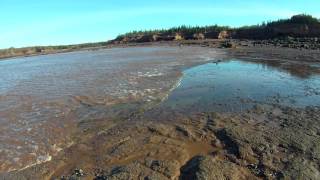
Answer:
0, 46, 227, 174
6, 104, 320, 179
1, 45, 320, 179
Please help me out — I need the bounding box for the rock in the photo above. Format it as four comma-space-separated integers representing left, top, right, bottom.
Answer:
152, 34, 160, 41
193, 33, 205, 40
175, 33, 184, 41
218, 31, 229, 39
74, 169, 84, 177
221, 41, 236, 48
145, 159, 180, 178
144, 174, 167, 180
239, 146, 258, 164
180, 155, 257, 180
94, 162, 170, 180
148, 124, 172, 136
214, 129, 240, 157
175, 125, 196, 139
282, 157, 320, 180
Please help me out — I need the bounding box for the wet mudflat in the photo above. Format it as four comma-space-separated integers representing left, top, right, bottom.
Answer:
0, 46, 224, 172
1, 45, 320, 179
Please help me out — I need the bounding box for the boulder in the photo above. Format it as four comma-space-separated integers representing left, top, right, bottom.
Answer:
218, 31, 230, 39
193, 33, 205, 40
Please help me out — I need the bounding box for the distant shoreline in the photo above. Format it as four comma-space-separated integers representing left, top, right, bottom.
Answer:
1, 38, 320, 61
0, 41, 109, 61
0, 46, 107, 61
2, 14, 320, 61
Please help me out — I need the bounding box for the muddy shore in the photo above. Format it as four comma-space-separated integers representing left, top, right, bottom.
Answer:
1, 38, 320, 61
1, 43, 320, 180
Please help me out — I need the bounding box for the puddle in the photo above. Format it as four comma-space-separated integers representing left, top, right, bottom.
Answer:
161, 60, 320, 112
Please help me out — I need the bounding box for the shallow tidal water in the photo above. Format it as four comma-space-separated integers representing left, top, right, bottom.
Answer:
162, 60, 320, 112
1, 46, 320, 173
0, 46, 223, 172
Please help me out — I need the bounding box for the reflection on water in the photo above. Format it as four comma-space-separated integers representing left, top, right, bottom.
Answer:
246, 59, 320, 79
161, 60, 320, 112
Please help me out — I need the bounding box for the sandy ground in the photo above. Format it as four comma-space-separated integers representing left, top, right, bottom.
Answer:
1, 43, 320, 180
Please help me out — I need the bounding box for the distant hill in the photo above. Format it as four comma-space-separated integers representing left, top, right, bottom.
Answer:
0, 42, 108, 59
113, 14, 320, 43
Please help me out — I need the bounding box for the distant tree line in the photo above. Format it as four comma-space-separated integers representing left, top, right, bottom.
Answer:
116, 25, 230, 39
1, 14, 319, 59
116, 14, 320, 40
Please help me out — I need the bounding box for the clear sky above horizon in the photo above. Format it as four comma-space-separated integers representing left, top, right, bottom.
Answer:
1, 0, 319, 49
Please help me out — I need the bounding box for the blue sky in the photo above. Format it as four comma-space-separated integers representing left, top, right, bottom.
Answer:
0, 0, 319, 49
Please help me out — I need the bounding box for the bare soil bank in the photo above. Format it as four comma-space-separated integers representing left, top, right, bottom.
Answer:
1, 44, 320, 180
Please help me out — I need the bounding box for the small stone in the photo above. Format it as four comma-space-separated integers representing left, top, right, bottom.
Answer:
74, 169, 84, 177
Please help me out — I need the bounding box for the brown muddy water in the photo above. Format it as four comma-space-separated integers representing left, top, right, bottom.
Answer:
1, 46, 320, 173
0, 46, 224, 172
